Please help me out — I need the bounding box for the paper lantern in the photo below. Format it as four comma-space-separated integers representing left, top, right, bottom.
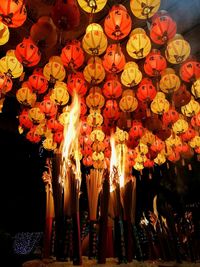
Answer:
67, 72, 88, 97
50, 82, 69, 106
162, 108, 179, 127
150, 11, 177, 45
130, 0, 160, 19
90, 129, 105, 142
0, 55, 23, 78
86, 87, 105, 109
191, 112, 200, 127
151, 94, 170, 115
47, 118, 64, 133
126, 28, 151, 59
136, 78, 157, 103
28, 107, 45, 124
77, 0, 107, 13
82, 155, 93, 167
119, 91, 138, 112
87, 110, 103, 127
83, 57, 105, 84
154, 152, 166, 165
104, 5, 132, 40
0, 21, 9, 45
80, 98, 87, 116
28, 69, 48, 95
82, 23, 107, 55
102, 75, 122, 99
140, 130, 155, 146
180, 60, 200, 82
181, 99, 200, 117
166, 134, 182, 148
0, 0, 27, 28
159, 68, 180, 94
144, 49, 167, 77
121, 62, 142, 87
43, 137, 57, 151
144, 159, 154, 168
189, 136, 200, 149
167, 150, 180, 162
0, 73, 12, 94
172, 118, 188, 134
15, 38, 41, 67
61, 40, 84, 69
16, 87, 37, 107
43, 59, 66, 82
51, 0, 80, 30
39, 97, 58, 118
103, 44, 126, 73
172, 84, 191, 108
53, 131, 63, 144
191, 79, 200, 99
180, 127, 196, 142
129, 121, 144, 139
26, 127, 41, 143
151, 138, 164, 153
165, 35, 191, 64
103, 100, 120, 120
81, 145, 93, 156
19, 109, 33, 129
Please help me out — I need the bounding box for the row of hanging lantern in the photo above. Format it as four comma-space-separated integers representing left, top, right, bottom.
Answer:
0, 0, 200, 172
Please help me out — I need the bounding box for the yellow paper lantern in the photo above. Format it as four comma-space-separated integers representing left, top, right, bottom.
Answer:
189, 136, 200, 148
135, 153, 147, 164
114, 127, 129, 143
121, 62, 142, 87
58, 110, 70, 126
191, 79, 200, 99
16, 87, 36, 107
140, 130, 156, 146
50, 81, 69, 106
90, 129, 105, 142
43, 137, 57, 151
0, 55, 23, 78
133, 162, 144, 171
83, 57, 105, 84
135, 142, 148, 155
43, 60, 66, 82
119, 90, 138, 112
165, 35, 190, 64
87, 110, 103, 127
172, 118, 189, 134
126, 28, 151, 59
77, 0, 107, 13
82, 23, 107, 56
0, 21, 9, 45
151, 95, 169, 115
181, 99, 200, 117
159, 68, 181, 94
154, 152, 166, 165
130, 0, 160, 19
165, 134, 182, 148
86, 88, 105, 109
28, 107, 45, 124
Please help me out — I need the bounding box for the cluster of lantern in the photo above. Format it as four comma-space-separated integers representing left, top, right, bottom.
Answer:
1, 0, 200, 171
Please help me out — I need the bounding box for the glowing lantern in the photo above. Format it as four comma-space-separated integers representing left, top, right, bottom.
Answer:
47, 118, 63, 132
0, 0, 27, 28
53, 131, 63, 144
151, 93, 169, 115
103, 100, 120, 120
172, 84, 191, 108
165, 34, 190, 64
103, 44, 126, 73
50, 82, 69, 106
181, 99, 200, 117
90, 129, 105, 142
87, 110, 103, 127
166, 134, 182, 148
159, 68, 180, 94
144, 159, 154, 168
121, 62, 142, 87
191, 79, 200, 99
172, 118, 188, 134
180, 60, 200, 82
16, 87, 36, 107
189, 136, 200, 149
28, 107, 45, 124
26, 127, 41, 143
43, 58, 66, 83
154, 152, 166, 165
102, 74, 122, 99
104, 5, 132, 40
191, 112, 200, 127
19, 109, 33, 129
162, 108, 179, 127
43, 137, 57, 151
175, 142, 190, 154
82, 23, 107, 56
136, 78, 156, 103
61, 40, 84, 69
140, 130, 155, 146
151, 138, 164, 153
0, 55, 23, 78
67, 72, 88, 97
0, 73, 12, 94
39, 97, 58, 118
126, 28, 151, 59
86, 87, 105, 109
83, 155, 93, 167
133, 162, 144, 171
129, 121, 144, 139
150, 11, 177, 45
130, 0, 160, 19
180, 127, 196, 142
15, 38, 41, 67
83, 57, 105, 85
135, 142, 148, 155
80, 120, 92, 136
77, 0, 107, 13
119, 90, 138, 112
167, 149, 180, 163
0, 21, 9, 45
81, 145, 93, 156
144, 49, 167, 77
28, 69, 48, 95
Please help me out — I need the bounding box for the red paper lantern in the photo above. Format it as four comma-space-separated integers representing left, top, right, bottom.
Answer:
136, 78, 157, 103
175, 142, 190, 154
80, 121, 92, 136
67, 72, 88, 97
150, 11, 177, 45
151, 138, 164, 153
19, 109, 33, 129
103, 99, 120, 120
172, 84, 191, 108
15, 38, 41, 67
167, 150, 180, 162
61, 40, 84, 70
0, 0, 27, 28
129, 121, 144, 139
191, 112, 200, 127
51, 0, 80, 30
81, 145, 93, 156
53, 131, 63, 144
26, 127, 41, 143
39, 97, 58, 118
144, 49, 167, 77
28, 68, 48, 94
180, 127, 196, 142
0, 73, 12, 94
82, 155, 93, 167
144, 159, 154, 168
102, 75, 122, 99
104, 5, 132, 40
103, 44, 126, 73
162, 108, 179, 127
47, 118, 63, 132
179, 60, 200, 82
80, 98, 87, 117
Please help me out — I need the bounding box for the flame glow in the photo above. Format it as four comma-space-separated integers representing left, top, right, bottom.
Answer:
109, 134, 117, 192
